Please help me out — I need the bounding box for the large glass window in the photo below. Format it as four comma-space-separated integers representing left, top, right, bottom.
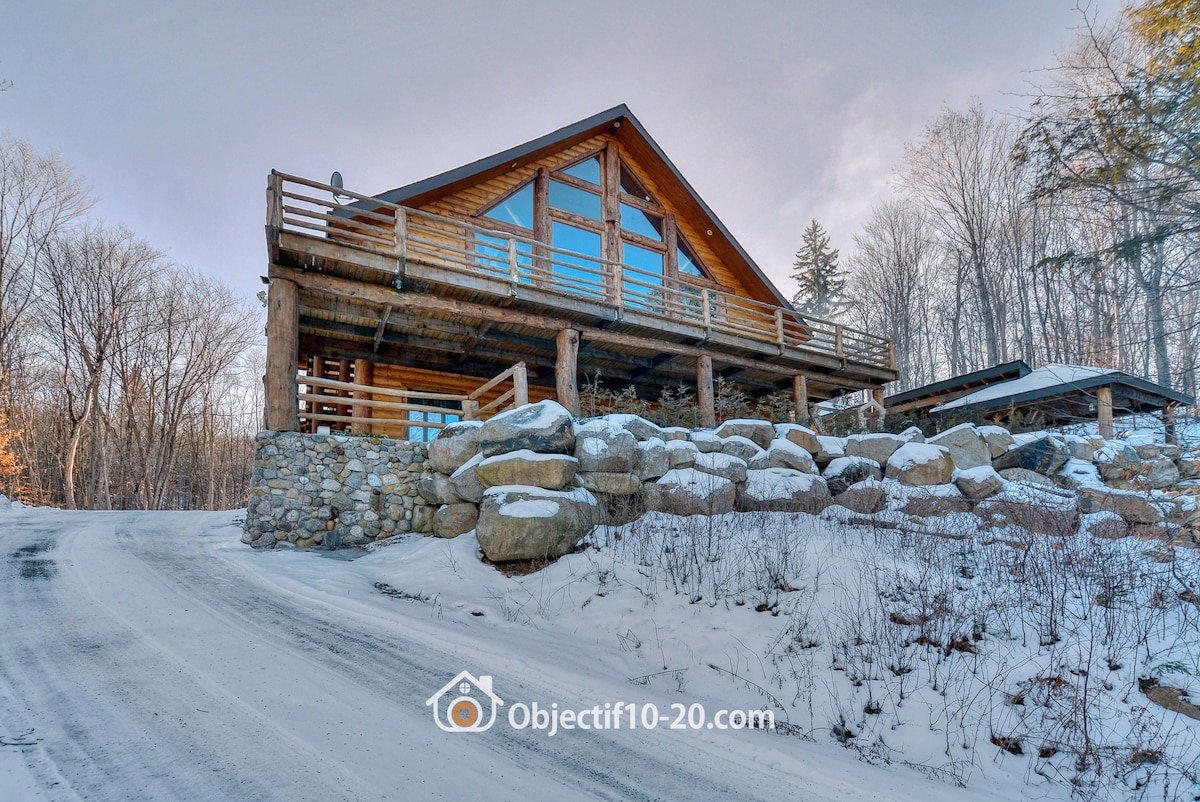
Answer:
482, 183, 534, 229
623, 242, 664, 310
551, 222, 603, 297
408, 399, 461, 443
620, 203, 663, 241
475, 232, 533, 279
549, 180, 602, 219
677, 237, 706, 278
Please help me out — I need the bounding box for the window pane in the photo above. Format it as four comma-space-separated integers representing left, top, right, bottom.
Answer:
552, 222, 604, 297
561, 156, 601, 185
677, 238, 706, 277
550, 180, 602, 219
623, 241, 664, 311
475, 233, 533, 279
620, 203, 663, 241
482, 183, 534, 229
620, 165, 652, 201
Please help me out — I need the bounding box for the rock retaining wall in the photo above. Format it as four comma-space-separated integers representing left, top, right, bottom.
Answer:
242, 431, 435, 549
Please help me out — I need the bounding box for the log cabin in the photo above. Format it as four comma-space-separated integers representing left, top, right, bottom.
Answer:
263, 105, 898, 439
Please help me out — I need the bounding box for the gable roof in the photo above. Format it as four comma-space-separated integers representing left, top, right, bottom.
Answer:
885, 360, 1030, 413
374, 104, 794, 311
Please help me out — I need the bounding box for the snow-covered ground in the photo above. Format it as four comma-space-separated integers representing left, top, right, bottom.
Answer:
2, 504, 1198, 800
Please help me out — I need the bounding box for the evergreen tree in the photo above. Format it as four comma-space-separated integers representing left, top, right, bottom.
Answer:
789, 219, 845, 319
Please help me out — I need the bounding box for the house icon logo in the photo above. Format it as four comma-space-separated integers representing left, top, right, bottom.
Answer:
425, 671, 504, 732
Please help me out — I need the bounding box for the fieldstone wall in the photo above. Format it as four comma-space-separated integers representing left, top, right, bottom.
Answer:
242, 431, 436, 549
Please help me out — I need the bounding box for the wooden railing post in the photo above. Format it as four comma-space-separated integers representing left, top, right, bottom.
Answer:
512, 362, 529, 408
887, 340, 897, 371
701, 291, 712, 331
462, 399, 480, 421
835, 325, 845, 361
508, 236, 519, 287
775, 308, 785, 346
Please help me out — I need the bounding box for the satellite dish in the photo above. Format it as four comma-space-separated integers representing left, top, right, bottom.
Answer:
329, 171, 351, 205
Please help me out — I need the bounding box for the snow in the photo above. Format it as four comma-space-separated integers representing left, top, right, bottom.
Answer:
484, 484, 597, 517
478, 449, 574, 467
824, 456, 879, 478
490, 399, 571, 429
656, 467, 731, 496
815, 435, 845, 458
693, 451, 747, 472
933, 363, 1122, 412
3, 503, 1200, 800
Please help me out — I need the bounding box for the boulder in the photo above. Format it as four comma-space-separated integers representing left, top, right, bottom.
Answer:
899, 487, 974, 517
715, 419, 775, 449
1141, 456, 1181, 489
602, 413, 664, 442
813, 436, 846, 467
643, 468, 736, 516
476, 486, 599, 561
574, 426, 638, 473
751, 439, 817, 474
845, 433, 905, 464
1134, 443, 1164, 460
778, 424, 821, 454
954, 466, 1004, 501
998, 467, 1057, 488
693, 451, 748, 484
634, 438, 671, 481
885, 443, 955, 486
660, 427, 690, 442
1060, 434, 1099, 461
717, 435, 764, 463
991, 436, 1068, 475
1079, 511, 1128, 540
664, 439, 699, 469
576, 471, 643, 496
478, 400, 575, 457
1078, 487, 1166, 525
417, 473, 465, 506
475, 450, 579, 490
427, 420, 483, 475
433, 503, 479, 538
448, 453, 486, 503
690, 431, 724, 453
896, 426, 926, 444
823, 456, 882, 495
833, 481, 889, 515
1179, 452, 1200, 479
977, 426, 1016, 459
1095, 442, 1140, 481
739, 469, 830, 513
928, 424, 991, 470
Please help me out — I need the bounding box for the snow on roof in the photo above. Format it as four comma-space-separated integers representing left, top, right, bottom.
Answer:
933, 363, 1122, 413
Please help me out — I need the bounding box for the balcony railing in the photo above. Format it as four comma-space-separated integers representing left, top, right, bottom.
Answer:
268, 171, 896, 372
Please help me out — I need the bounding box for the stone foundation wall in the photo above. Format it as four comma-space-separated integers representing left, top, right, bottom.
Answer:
242, 431, 435, 549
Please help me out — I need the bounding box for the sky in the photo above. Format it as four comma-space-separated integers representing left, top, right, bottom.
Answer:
1, 0, 1120, 306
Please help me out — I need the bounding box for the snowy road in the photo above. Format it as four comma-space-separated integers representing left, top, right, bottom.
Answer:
0, 509, 959, 802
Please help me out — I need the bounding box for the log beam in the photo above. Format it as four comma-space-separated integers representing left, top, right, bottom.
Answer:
556, 328, 580, 416
264, 277, 299, 431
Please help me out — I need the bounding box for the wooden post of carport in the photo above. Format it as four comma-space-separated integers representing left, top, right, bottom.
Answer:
1097, 386, 1114, 439
792, 375, 809, 424
697, 355, 715, 429
264, 277, 299, 432
556, 328, 580, 416
351, 359, 374, 435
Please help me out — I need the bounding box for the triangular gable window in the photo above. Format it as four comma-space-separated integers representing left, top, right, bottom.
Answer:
619, 163, 653, 203
677, 236, 712, 280
480, 182, 534, 230
560, 156, 601, 186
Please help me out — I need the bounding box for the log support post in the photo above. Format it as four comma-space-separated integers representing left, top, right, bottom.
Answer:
1165, 403, 1178, 445
792, 375, 809, 423
1097, 386, 1114, 439
698, 355, 715, 429
513, 363, 529, 407
351, 359, 374, 435
264, 277, 299, 432
556, 328, 580, 416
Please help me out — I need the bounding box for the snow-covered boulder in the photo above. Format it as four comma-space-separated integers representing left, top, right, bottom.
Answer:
749, 439, 817, 474
715, 418, 774, 449
777, 423, 821, 454
574, 422, 637, 473
898, 484, 973, 517
449, 453, 486, 503
977, 425, 1015, 459
716, 435, 764, 463
992, 435, 1068, 476
660, 426, 690, 442
476, 485, 599, 561
427, 419, 483, 475
634, 438, 670, 481
643, 469, 736, 516
738, 469, 830, 513
434, 503, 478, 538
813, 436, 846, 467
885, 443, 955, 486
1180, 451, 1200, 480
823, 456, 882, 495
576, 471, 642, 496
976, 484, 1079, 536
844, 433, 904, 465
1079, 511, 1128, 540
896, 426, 925, 443
928, 424, 990, 470
1078, 486, 1168, 525
417, 472, 465, 506
664, 439, 698, 469
475, 450, 578, 490
832, 480, 889, 514
998, 467, 1056, 488
693, 451, 748, 484
601, 413, 663, 442
479, 400, 575, 458
953, 465, 1004, 501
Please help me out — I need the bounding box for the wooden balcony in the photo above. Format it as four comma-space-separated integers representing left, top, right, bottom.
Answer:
263, 170, 898, 431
